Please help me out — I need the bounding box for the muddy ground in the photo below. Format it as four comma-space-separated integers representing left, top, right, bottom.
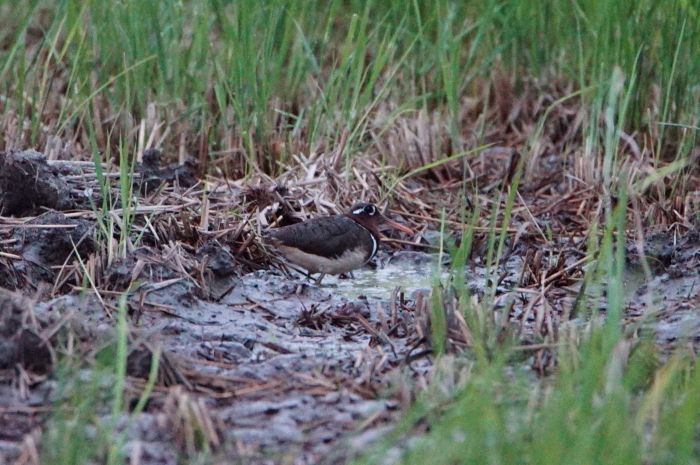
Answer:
0, 149, 698, 464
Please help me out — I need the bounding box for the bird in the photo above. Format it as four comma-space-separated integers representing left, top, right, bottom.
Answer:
264, 203, 413, 284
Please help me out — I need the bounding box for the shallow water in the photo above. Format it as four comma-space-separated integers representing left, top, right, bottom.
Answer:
322, 264, 439, 299
321, 252, 448, 299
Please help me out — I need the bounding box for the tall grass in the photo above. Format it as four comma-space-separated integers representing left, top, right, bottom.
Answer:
0, 0, 697, 171
351, 45, 700, 462
357, 170, 699, 465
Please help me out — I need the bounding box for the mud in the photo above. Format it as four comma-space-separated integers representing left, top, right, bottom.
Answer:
625, 230, 700, 350
136, 148, 199, 195
0, 270, 435, 463
0, 212, 95, 291
0, 289, 53, 374
0, 150, 75, 216
1, 149, 700, 463
0, 150, 435, 463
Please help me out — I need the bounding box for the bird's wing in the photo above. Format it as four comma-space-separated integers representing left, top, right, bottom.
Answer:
267, 216, 374, 259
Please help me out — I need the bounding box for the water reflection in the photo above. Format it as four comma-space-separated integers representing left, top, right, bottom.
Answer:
323, 253, 447, 299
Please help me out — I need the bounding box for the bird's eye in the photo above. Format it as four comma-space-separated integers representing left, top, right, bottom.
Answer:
364, 205, 376, 215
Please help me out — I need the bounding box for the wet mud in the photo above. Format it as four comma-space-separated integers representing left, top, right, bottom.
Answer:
625, 230, 700, 350
0, 149, 699, 463
0, 266, 438, 463
0, 150, 439, 463
0, 150, 76, 216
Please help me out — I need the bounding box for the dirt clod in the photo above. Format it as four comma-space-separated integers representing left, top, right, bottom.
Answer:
197, 241, 239, 278
13, 212, 94, 285
0, 149, 75, 216
0, 289, 52, 374
136, 149, 199, 194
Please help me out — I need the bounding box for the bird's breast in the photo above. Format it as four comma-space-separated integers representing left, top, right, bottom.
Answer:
276, 244, 370, 275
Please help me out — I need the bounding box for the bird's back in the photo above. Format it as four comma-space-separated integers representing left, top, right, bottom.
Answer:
266, 215, 376, 261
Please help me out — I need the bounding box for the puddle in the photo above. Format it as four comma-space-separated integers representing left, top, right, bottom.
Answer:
324, 264, 441, 299
319, 251, 523, 300
319, 252, 447, 299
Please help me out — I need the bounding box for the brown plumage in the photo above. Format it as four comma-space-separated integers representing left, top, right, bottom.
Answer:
265, 203, 413, 284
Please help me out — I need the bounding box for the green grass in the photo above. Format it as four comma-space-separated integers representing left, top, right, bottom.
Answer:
357, 192, 700, 465
1, 0, 698, 172
379, 338, 694, 464
43, 294, 161, 465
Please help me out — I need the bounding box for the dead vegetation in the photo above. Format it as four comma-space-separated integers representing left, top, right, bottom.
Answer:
1, 47, 700, 465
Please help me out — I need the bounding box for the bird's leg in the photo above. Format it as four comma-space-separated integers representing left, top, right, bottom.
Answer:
314, 273, 326, 285
301, 269, 314, 280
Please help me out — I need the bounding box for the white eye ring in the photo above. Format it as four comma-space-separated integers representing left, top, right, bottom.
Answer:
352, 205, 376, 215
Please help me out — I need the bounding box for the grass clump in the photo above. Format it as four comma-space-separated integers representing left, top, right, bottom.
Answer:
358, 194, 698, 464
41, 295, 162, 465
1, 0, 697, 179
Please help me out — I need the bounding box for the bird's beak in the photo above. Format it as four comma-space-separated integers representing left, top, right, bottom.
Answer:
382, 217, 414, 235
